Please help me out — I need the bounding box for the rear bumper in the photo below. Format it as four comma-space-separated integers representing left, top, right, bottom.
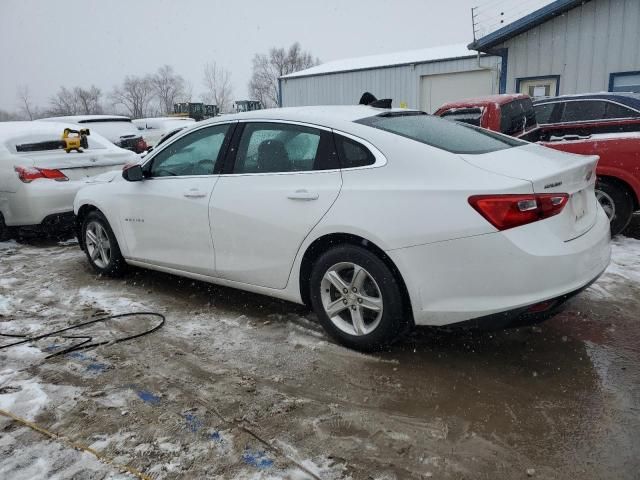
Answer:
19, 212, 75, 232
3, 180, 82, 226
388, 206, 611, 327
447, 271, 602, 330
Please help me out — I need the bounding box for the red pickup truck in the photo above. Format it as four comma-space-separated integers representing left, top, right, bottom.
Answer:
434, 94, 640, 235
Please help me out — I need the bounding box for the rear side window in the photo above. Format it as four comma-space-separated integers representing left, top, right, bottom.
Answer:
604, 102, 640, 119
232, 122, 338, 174
334, 134, 375, 168
500, 98, 537, 135
560, 101, 606, 122
439, 108, 483, 127
356, 113, 523, 155
534, 102, 556, 124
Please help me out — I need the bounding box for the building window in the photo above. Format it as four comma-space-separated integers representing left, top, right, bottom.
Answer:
516, 76, 560, 98
609, 72, 640, 93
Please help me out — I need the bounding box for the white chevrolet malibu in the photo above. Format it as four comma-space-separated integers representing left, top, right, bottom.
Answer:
0, 121, 137, 239
73, 106, 610, 350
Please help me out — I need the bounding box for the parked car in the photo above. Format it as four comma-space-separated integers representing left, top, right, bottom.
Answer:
435, 94, 640, 235
0, 121, 137, 239
74, 106, 610, 350
132, 117, 196, 147
39, 115, 148, 154
533, 93, 640, 129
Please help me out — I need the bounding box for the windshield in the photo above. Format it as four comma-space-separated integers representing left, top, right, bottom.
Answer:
357, 112, 524, 154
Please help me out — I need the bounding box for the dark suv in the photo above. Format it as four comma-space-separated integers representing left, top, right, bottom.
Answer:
533, 93, 640, 132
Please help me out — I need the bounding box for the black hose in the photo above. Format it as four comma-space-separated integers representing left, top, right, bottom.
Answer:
0, 312, 165, 359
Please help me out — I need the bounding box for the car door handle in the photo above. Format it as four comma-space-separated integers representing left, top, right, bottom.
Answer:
183, 189, 207, 198
287, 189, 319, 201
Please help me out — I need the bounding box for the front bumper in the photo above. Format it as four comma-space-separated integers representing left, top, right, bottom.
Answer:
388, 207, 611, 327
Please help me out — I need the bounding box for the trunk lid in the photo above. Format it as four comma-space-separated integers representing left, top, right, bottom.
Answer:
19, 150, 134, 181
461, 143, 599, 241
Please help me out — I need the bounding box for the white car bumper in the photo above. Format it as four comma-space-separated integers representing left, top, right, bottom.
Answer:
388, 207, 611, 327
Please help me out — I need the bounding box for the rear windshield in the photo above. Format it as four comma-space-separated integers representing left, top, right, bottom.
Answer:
500, 98, 537, 135
356, 112, 524, 154
10, 133, 108, 153
439, 107, 483, 127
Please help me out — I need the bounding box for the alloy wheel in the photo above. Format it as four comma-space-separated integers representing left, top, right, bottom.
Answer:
85, 221, 112, 269
320, 262, 384, 336
595, 188, 615, 222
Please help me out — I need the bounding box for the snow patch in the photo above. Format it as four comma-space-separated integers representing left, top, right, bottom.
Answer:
588, 236, 640, 298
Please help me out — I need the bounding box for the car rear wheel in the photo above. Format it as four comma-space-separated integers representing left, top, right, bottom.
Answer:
595, 178, 634, 236
309, 245, 407, 351
82, 211, 126, 276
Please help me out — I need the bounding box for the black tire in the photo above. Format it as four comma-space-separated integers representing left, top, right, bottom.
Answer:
596, 178, 634, 236
309, 245, 407, 351
0, 213, 16, 241
81, 210, 127, 276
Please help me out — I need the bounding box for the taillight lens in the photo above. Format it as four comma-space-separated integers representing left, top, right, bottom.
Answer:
469, 193, 569, 231
15, 166, 69, 183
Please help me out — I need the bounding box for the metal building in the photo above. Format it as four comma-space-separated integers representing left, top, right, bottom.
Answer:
470, 0, 640, 97
279, 0, 640, 109
279, 44, 501, 112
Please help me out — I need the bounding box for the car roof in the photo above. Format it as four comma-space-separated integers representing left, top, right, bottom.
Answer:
200, 105, 417, 128
437, 94, 530, 111
533, 93, 640, 110
39, 115, 133, 123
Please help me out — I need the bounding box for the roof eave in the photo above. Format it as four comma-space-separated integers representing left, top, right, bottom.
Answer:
469, 0, 589, 52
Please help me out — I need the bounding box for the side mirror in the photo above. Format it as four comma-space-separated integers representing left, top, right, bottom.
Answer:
122, 164, 144, 182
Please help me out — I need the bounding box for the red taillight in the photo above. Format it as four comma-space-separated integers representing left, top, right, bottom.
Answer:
469, 193, 569, 231
15, 166, 69, 183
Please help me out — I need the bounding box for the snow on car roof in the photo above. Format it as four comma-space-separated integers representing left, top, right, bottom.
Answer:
281, 43, 474, 79
39, 115, 133, 123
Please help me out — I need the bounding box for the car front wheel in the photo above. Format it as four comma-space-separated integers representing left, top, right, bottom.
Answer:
82, 210, 126, 276
309, 245, 407, 351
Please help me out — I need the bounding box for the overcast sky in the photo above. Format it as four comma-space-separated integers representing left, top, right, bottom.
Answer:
0, 0, 551, 111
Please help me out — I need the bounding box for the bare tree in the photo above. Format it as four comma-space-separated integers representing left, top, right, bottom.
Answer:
110, 75, 154, 119
17, 85, 35, 120
201, 62, 233, 113
248, 42, 319, 108
48, 86, 79, 115
150, 65, 185, 115
47, 85, 102, 116
75, 85, 103, 114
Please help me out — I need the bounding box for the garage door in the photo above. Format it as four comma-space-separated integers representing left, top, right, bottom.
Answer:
420, 70, 496, 113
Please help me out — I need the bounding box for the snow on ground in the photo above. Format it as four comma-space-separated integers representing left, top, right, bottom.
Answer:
1, 231, 639, 479
587, 236, 640, 298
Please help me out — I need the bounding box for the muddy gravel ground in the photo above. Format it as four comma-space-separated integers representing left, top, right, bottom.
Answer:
1, 220, 639, 480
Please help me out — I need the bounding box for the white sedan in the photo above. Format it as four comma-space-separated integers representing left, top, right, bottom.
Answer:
0, 121, 137, 239
73, 106, 610, 350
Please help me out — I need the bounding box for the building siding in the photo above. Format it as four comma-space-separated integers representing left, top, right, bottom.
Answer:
280, 56, 501, 109
501, 0, 640, 95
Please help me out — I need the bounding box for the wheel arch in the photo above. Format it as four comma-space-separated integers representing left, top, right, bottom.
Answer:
299, 233, 414, 326
75, 204, 100, 250
597, 173, 639, 211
